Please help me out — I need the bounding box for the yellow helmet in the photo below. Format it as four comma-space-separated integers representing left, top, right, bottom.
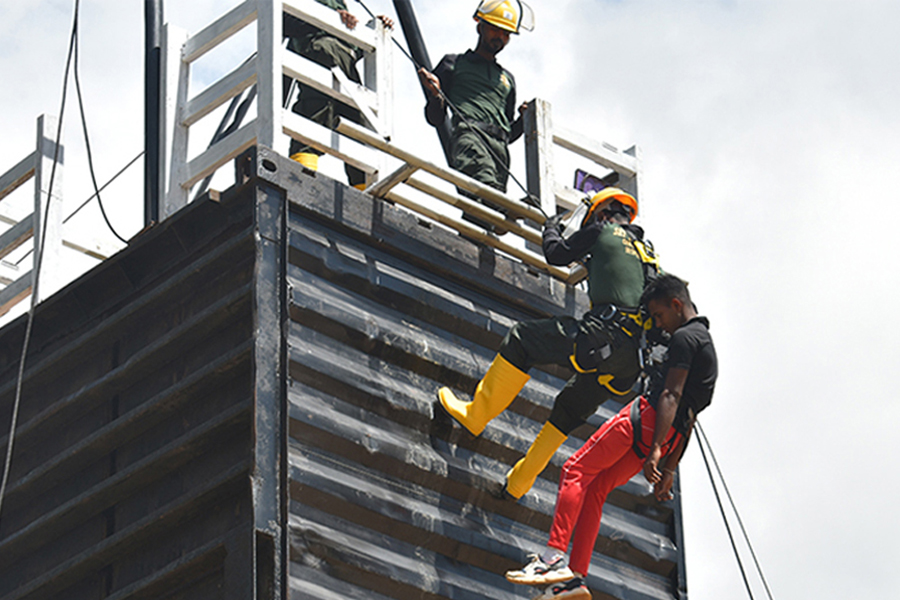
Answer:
474, 0, 535, 34
583, 188, 639, 224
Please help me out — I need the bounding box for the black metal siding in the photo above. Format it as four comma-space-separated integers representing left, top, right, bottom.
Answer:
0, 147, 687, 600
259, 144, 686, 600
0, 191, 259, 600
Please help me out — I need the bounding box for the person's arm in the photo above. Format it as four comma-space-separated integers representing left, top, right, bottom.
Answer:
652, 415, 694, 501
422, 56, 455, 127
505, 73, 524, 143
542, 216, 603, 265
642, 366, 689, 485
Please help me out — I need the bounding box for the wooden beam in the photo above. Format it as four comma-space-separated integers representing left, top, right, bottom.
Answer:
553, 126, 638, 178
365, 163, 418, 198
283, 0, 377, 54
0, 213, 33, 260
282, 52, 377, 113
404, 176, 542, 247
0, 270, 32, 318
182, 120, 257, 190
0, 151, 36, 204
383, 188, 570, 281
182, 58, 257, 127
282, 112, 377, 174
183, 1, 257, 64
336, 119, 545, 223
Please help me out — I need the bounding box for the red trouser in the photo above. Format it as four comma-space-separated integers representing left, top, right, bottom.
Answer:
547, 397, 680, 576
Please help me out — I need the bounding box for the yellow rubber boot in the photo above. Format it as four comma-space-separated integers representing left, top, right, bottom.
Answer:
437, 354, 530, 436
505, 421, 567, 499
353, 183, 367, 191
291, 152, 319, 171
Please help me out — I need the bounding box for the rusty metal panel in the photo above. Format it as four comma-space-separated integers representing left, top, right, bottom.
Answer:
258, 142, 687, 600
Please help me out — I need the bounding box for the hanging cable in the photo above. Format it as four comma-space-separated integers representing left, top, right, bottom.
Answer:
352, 0, 546, 217
0, 0, 79, 522
698, 423, 776, 600
72, 20, 128, 244
63, 151, 144, 225
696, 422, 757, 600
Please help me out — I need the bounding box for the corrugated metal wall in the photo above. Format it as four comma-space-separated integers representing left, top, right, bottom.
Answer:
0, 189, 263, 600
0, 147, 686, 600
263, 146, 686, 600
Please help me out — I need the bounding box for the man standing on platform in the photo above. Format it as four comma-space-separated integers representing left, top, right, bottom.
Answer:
417, 1, 534, 226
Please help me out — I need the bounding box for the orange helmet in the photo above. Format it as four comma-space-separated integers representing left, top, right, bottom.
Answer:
583, 188, 639, 224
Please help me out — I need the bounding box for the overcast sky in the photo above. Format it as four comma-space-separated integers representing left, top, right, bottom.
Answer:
2, 1, 899, 599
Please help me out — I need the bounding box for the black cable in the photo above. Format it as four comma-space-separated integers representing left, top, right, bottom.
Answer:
0, 0, 78, 522
353, 0, 546, 217
63, 151, 144, 225
72, 23, 128, 244
698, 423, 775, 600
696, 422, 756, 600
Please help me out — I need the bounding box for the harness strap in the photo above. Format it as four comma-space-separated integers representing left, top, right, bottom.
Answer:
629, 398, 680, 460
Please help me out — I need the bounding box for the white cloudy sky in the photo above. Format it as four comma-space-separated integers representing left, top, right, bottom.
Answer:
2, 1, 899, 599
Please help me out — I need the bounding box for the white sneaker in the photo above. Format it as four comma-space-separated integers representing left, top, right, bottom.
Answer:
533, 578, 590, 600
506, 553, 575, 586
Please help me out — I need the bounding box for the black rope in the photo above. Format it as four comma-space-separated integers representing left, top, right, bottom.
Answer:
72, 22, 128, 244
64, 151, 144, 225
696, 421, 757, 600
353, 0, 546, 217
698, 423, 776, 600
0, 0, 79, 523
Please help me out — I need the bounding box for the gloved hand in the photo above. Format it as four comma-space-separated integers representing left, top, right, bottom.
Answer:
543, 212, 565, 231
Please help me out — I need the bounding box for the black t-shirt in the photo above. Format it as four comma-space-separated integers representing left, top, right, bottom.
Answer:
648, 316, 718, 433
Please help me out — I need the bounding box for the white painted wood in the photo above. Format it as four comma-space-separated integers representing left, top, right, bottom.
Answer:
283, 112, 376, 174
164, 25, 192, 217
283, 0, 377, 53
371, 17, 393, 181
0, 261, 22, 286
183, 1, 257, 64
0, 271, 32, 318
182, 57, 257, 127
620, 144, 642, 212
524, 98, 556, 218
183, 120, 258, 190
0, 151, 36, 204
329, 66, 383, 137
282, 51, 376, 111
554, 184, 583, 212
62, 236, 122, 261
0, 215, 33, 260
337, 119, 544, 223
256, 0, 282, 150
161, 24, 190, 220
33, 114, 64, 302
553, 126, 638, 178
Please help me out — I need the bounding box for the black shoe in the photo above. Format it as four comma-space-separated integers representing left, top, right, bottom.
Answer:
533, 578, 590, 600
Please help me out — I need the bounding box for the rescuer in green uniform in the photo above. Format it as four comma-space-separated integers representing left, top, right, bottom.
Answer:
283, 1, 393, 189
418, 1, 534, 199
437, 188, 662, 499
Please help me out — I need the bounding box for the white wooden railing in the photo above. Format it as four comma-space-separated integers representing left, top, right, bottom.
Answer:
157, 1, 642, 286
161, 0, 393, 219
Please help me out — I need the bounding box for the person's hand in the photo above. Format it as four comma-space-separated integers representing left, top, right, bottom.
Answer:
518, 102, 529, 116
643, 446, 663, 484
543, 212, 565, 231
377, 15, 394, 30
418, 68, 442, 98
337, 9, 358, 30
653, 471, 674, 502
